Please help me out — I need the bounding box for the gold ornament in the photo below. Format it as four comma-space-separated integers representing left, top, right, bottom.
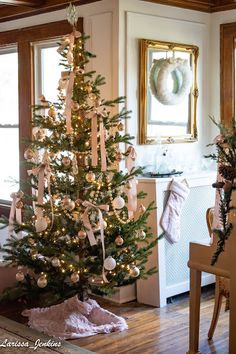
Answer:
70, 272, 80, 283
48, 106, 57, 119
112, 196, 125, 209
51, 257, 61, 267
129, 266, 140, 278
62, 196, 75, 211
139, 204, 146, 213
117, 122, 124, 131
85, 171, 96, 183
138, 230, 146, 240
16, 190, 24, 199
78, 230, 87, 239
16, 271, 24, 282
15, 200, 23, 209
28, 237, 36, 246
37, 273, 47, 288
72, 101, 80, 111
24, 148, 35, 161
33, 128, 46, 141
62, 156, 71, 167
115, 235, 124, 246
115, 151, 123, 162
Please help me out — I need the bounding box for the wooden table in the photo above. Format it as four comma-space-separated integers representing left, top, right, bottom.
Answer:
187, 193, 236, 353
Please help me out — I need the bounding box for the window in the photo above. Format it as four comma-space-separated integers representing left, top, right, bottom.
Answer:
34, 42, 62, 104
0, 47, 19, 202
0, 19, 83, 215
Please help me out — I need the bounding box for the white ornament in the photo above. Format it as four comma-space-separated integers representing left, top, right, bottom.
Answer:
104, 256, 116, 271
37, 274, 47, 288
112, 196, 125, 209
51, 257, 61, 267
16, 271, 25, 282
129, 266, 140, 278
35, 217, 48, 233
70, 272, 80, 283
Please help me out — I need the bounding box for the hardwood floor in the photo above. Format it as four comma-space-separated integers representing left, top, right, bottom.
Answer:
0, 285, 229, 354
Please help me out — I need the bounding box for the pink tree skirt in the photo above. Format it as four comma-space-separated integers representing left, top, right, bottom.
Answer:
22, 296, 128, 339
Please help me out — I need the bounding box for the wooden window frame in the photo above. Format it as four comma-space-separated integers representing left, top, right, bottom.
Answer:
220, 22, 236, 126
0, 19, 83, 216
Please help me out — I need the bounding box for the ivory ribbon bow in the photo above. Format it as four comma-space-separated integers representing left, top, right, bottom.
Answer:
9, 192, 22, 238
126, 146, 138, 219
82, 200, 109, 283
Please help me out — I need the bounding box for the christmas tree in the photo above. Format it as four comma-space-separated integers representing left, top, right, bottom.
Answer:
0, 6, 156, 306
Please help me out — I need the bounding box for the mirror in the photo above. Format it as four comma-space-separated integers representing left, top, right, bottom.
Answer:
139, 39, 199, 144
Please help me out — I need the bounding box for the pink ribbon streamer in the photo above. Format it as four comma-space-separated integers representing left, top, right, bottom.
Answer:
9, 193, 22, 238
100, 121, 107, 171
126, 147, 138, 219
64, 71, 75, 134
82, 201, 109, 283
91, 113, 98, 167
57, 31, 81, 64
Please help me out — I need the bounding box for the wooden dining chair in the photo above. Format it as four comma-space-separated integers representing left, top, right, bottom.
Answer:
206, 207, 230, 340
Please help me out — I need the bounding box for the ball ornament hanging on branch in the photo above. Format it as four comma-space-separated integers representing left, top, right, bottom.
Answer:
70, 272, 80, 283
78, 230, 87, 239
16, 270, 25, 282
104, 256, 116, 271
62, 196, 75, 211
24, 148, 35, 161
115, 235, 124, 246
85, 171, 96, 183
112, 196, 125, 210
51, 257, 61, 267
37, 273, 47, 288
62, 156, 71, 167
129, 265, 140, 278
35, 216, 48, 233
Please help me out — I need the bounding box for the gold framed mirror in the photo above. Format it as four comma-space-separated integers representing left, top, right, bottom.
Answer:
139, 39, 199, 144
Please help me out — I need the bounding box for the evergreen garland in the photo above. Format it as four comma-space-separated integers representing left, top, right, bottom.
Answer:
206, 116, 236, 265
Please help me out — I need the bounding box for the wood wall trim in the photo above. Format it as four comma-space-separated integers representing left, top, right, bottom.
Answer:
0, 0, 100, 23
220, 22, 236, 127
0, 19, 80, 45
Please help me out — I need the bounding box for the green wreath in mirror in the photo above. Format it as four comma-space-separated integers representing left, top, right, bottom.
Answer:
149, 58, 192, 106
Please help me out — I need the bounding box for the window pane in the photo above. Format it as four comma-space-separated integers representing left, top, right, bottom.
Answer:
0, 49, 19, 201
0, 50, 18, 125
41, 46, 61, 103
0, 128, 19, 201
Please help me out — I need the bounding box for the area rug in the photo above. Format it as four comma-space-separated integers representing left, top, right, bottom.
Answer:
0, 315, 95, 353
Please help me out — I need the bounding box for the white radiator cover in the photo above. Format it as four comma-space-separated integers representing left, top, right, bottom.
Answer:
136, 172, 216, 307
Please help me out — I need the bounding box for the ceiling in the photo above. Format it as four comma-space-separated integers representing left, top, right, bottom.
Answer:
0, 0, 236, 23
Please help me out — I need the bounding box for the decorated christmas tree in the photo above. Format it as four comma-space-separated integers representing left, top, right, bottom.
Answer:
0, 7, 156, 306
